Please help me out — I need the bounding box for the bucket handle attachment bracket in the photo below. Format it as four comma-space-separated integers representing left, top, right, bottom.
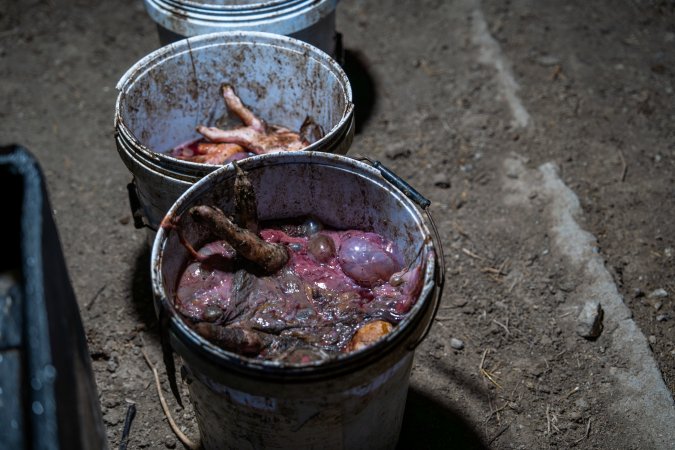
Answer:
356, 156, 446, 350
127, 180, 158, 231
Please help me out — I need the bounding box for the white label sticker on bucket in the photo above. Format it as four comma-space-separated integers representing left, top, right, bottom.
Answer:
347, 354, 411, 397
190, 373, 345, 448
186, 354, 415, 449
197, 374, 278, 412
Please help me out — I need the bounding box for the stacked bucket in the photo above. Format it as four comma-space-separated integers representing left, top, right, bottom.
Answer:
114, 2, 444, 449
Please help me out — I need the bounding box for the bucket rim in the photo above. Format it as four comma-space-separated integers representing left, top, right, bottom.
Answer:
115, 104, 354, 176
115, 109, 354, 185
143, 0, 338, 36
150, 151, 439, 380
114, 30, 353, 174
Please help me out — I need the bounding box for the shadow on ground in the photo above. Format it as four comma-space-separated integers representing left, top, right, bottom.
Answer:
342, 49, 377, 134
398, 388, 488, 450
130, 243, 158, 336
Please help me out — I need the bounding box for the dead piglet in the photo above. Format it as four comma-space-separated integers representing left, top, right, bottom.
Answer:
171, 139, 247, 165
195, 323, 270, 356
189, 205, 289, 274
313, 289, 369, 325
214, 268, 264, 326
196, 320, 326, 361
288, 322, 362, 354
245, 271, 320, 334
232, 272, 299, 333
196, 84, 322, 154
176, 275, 252, 326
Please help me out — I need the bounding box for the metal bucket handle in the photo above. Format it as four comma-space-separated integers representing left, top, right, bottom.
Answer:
356, 157, 446, 350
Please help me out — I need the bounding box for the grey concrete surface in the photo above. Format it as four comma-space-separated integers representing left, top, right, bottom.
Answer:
505, 156, 675, 448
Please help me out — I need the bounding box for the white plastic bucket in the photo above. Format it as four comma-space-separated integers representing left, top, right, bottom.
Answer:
144, 0, 340, 56
115, 31, 354, 232
151, 151, 444, 449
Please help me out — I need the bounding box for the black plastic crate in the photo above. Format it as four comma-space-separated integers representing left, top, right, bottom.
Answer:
0, 145, 107, 450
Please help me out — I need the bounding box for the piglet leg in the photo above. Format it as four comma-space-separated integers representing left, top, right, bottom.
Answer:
194, 84, 267, 151
189, 205, 289, 274
221, 84, 265, 132
196, 125, 260, 151
196, 84, 311, 154
196, 84, 264, 149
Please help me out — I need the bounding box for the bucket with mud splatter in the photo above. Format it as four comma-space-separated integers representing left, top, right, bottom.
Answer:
151, 151, 444, 449
143, 0, 341, 58
115, 31, 353, 234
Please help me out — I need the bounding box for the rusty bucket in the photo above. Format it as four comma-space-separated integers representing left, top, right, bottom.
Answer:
151, 151, 444, 449
115, 31, 354, 234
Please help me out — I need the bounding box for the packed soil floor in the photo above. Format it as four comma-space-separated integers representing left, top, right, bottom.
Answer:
1, 0, 674, 448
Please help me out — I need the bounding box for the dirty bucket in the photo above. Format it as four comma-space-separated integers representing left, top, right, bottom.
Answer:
151, 151, 444, 449
115, 31, 354, 233
143, 0, 340, 57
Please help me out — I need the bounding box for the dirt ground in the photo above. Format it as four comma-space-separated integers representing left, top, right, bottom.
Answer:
1, 0, 674, 449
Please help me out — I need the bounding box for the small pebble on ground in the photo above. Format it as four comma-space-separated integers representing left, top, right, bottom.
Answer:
450, 338, 465, 350
433, 173, 451, 189
576, 301, 604, 339
648, 288, 668, 298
